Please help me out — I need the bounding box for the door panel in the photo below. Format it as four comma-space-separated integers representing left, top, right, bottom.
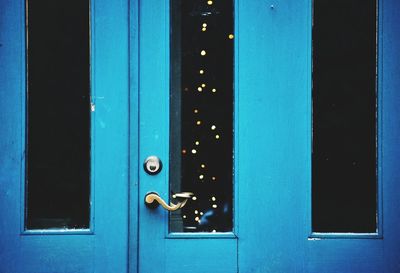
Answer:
0, 0, 129, 272
136, 0, 400, 272
237, 0, 310, 270
137, 1, 237, 272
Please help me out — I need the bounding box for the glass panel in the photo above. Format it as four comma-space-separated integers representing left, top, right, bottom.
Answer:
26, 0, 91, 229
312, 0, 377, 233
170, 0, 234, 232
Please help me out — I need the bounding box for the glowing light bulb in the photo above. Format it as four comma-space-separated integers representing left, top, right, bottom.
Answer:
201, 50, 206, 56
192, 149, 197, 154
195, 216, 200, 221
202, 27, 207, 32
195, 141, 200, 146
200, 212, 204, 215
194, 109, 199, 113
183, 215, 187, 219
212, 204, 218, 208
199, 69, 204, 74
172, 194, 176, 199
195, 210, 198, 214
211, 88, 217, 93
192, 196, 197, 201
197, 87, 203, 92
212, 229, 216, 233
207, 0, 213, 5
202, 23, 207, 27
182, 149, 187, 154
212, 196, 216, 201
215, 134, 220, 139
199, 174, 204, 179
196, 120, 201, 125
212, 176, 216, 181
201, 83, 206, 88
201, 164, 206, 168
211, 125, 216, 130
228, 34, 234, 39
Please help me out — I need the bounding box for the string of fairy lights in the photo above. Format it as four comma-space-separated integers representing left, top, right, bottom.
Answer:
172, 0, 234, 232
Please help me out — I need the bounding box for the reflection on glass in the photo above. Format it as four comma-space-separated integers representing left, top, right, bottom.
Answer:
170, 0, 234, 232
26, 0, 91, 229
312, 0, 377, 233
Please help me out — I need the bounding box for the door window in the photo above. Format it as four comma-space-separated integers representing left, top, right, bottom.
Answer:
169, 0, 234, 233
26, 0, 91, 230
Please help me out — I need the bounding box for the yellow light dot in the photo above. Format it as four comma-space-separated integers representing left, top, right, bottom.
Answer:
183, 215, 187, 219
202, 27, 207, 32
211, 125, 216, 130
201, 83, 206, 88
194, 109, 199, 113
202, 23, 207, 27
228, 34, 234, 39
199, 70, 204, 74
172, 195, 176, 199
195, 141, 200, 145
195, 210, 198, 214
195, 216, 200, 221
196, 120, 201, 125
212, 204, 218, 208
211, 88, 217, 93
197, 87, 203, 92
212, 176, 216, 181
207, 0, 213, 5
212, 229, 216, 233
192, 149, 197, 154
212, 196, 216, 201
215, 134, 220, 139
200, 212, 204, 215
192, 196, 197, 201
201, 50, 206, 56
201, 164, 206, 168
199, 174, 204, 179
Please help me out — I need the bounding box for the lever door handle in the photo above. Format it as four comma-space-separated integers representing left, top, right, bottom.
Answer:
144, 192, 193, 211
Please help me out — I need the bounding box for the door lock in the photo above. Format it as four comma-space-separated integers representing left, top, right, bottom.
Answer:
143, 156, 162, 175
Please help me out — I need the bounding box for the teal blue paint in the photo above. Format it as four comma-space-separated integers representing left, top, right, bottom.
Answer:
137, 0, 237, 272
0, 0, 130, 272
1, 0, 400, 272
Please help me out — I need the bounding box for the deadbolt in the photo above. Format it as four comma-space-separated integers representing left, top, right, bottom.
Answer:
144, 156, 162, 175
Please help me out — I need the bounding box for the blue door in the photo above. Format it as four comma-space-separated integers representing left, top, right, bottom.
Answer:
1, 0, 400, 272
136, 0, 400, 272
0, 0, 129, 272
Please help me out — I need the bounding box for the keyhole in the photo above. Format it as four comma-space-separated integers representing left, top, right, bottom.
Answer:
144, 156, 162, 175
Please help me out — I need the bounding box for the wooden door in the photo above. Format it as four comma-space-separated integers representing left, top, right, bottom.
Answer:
0, 0, 129, 272
135, 0, 400, 272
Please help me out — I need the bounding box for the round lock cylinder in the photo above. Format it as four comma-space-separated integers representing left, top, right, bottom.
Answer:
143, 156, 162, 175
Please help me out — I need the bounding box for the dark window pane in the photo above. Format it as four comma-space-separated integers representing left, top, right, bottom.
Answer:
312, 0, 377, 233
26, 0, 91, 229
170, 0, 234, 232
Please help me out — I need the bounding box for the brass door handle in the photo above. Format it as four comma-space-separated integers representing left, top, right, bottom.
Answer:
144, 192, 193, 211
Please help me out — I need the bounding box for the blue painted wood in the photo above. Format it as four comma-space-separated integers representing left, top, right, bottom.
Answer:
237, 0, 310, 272
137, 0, 400, 272
236, 0, 400, 272
0, 0, 130, 272
137, 0, 237, 272
2, 0, 400, 272
129, 0, 140, 272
